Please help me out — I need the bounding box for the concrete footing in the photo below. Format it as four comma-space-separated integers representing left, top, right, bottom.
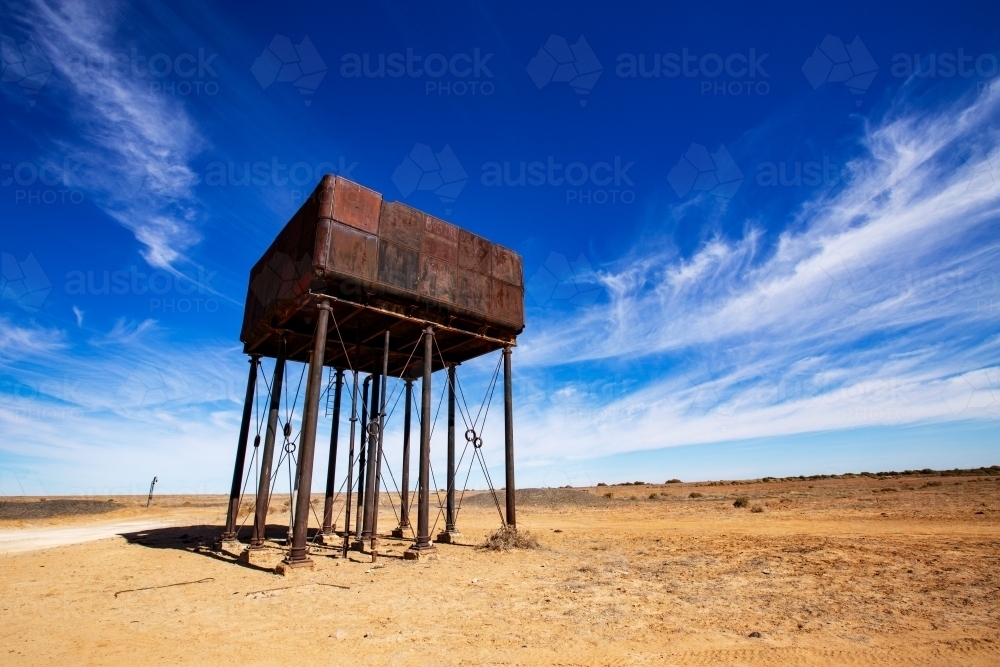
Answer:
403, 545, 438, 560
391, 527, 408, 538
435, 531, 462, 544
275, 558, 315, 575
238, 547, 273, 567
316, 532, 340, 546
215, 539, 243, 556
350, 539, 366, 552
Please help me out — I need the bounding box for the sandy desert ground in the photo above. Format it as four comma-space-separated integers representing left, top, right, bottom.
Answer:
1, 471, 998, 666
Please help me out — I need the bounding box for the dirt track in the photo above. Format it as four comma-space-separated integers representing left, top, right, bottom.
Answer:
1, 475, 997, 666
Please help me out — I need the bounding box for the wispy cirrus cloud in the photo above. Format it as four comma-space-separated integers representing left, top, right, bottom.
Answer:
7, 0, 204, 269
514, 84, 1000, 461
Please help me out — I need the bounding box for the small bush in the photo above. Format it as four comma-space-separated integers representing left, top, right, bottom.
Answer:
922, 481, 942, 488
733, 497, 749, 508
665, 479, 681, 484
689, 492, 703, 498
597, 482, 607, 487
648, 493, 659, 500
751, 505, 764, 513
603, 492, 613, 499
480, 526, 540, 551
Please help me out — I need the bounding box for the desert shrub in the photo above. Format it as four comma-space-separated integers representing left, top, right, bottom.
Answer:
733, 497, 749, 508
665, 479, 681, 484
751, 505, 764, 513
480, 526, 540, 551
779, 498, 792, 504
648, 493, 659, 500
629, 495, 638, 500
689, 492, 704, 498
603, 492, 613, 499
922, 481, 942, 488
597, 482, 607, 487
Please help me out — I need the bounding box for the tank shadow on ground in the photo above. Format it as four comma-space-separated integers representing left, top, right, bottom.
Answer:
119, 524, 414, 567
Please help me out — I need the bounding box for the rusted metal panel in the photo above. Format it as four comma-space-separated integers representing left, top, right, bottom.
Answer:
417, 254, 455, 304
328, 222, 377, 282
491, 244, 523, 287
379, 201, 422, 250
377, 240, 419, 293
332, 177, 382, 234
491, 279, 524, 326
241, 175, 525, 367
455, 267, 490, 315
421, 215, 458, 264
458, 228, 491, 275
316, 174, 336, 219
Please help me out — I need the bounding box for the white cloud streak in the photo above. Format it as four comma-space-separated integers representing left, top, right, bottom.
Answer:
13, 0, 203, 269
515, 84, 1000, 462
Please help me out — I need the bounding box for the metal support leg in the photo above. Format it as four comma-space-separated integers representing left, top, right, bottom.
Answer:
438, 364, 460, 543
353, 376, 370, 547
371, 331, 390, 561
284, 303, 331, 567
503, 346, 516, 528
321, 369, 344, 536
406, 326, 437, 558
342, 370, 359, 557
249, 338, 287, 548
361, 370, 380, 542
220, 355, 259, 544
392, 378, 413, 538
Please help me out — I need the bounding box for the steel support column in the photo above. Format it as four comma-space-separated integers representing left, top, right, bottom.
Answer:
342, 369, 359, 557
250, 338, 287, 548
371, 331, 390, 560
321, 369, 344, 535
438, 364, 460, 542
361, 369, 380, 541
406, 326, 437, 558
503, 346, 516, 528
392, 378, 413, 538
220, 355, 259, 542
353, 376, 370, 543
284, 303, 331, 566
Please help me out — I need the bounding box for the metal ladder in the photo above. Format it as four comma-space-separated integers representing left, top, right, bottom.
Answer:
324, 368, 336, 417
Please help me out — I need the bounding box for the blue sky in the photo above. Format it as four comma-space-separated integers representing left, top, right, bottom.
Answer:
1, 0, 998, 495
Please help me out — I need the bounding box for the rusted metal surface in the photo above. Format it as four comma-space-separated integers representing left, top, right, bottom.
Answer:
240, 175, 524, 374
221, 355, 258, 541
342, 369, 358, 558
250, 338, 286, 548
504, 346, 516, 528
445, 365, 457, 533
321, 369, 343, 534
408, 327, 437, 555
393, 379, 413, 537
285, 303, 331, 565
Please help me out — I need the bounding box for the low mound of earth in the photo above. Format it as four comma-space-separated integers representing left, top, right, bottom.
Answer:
461, 487, 609, 508
0, 499, 128, 521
